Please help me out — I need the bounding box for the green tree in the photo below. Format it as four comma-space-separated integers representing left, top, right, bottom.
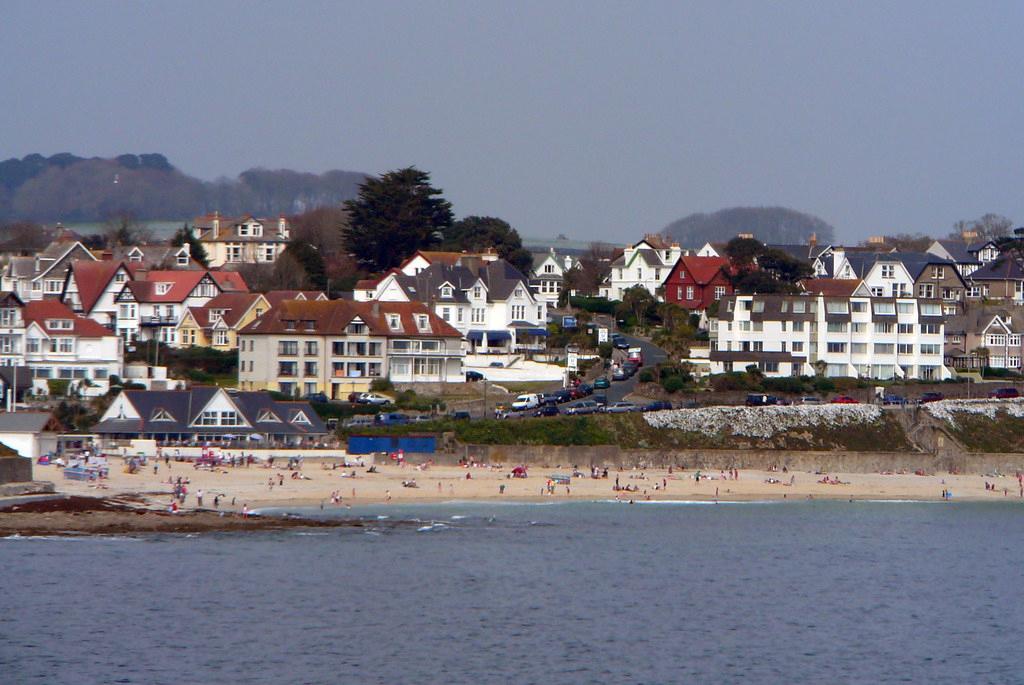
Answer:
342, 167, 453, 271
618, 286, 658, 330
441, 216, 533, 274
171, 223, 209, 267
282, 239, 327, 291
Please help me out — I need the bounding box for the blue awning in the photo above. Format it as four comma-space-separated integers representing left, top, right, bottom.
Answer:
518, 327, 549, 336
467, 330, 512, 342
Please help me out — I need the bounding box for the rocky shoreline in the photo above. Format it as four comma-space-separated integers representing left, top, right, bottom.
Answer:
0, 496, 370, 537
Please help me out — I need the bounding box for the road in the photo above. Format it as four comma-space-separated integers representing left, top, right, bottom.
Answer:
602, 334, 669, 403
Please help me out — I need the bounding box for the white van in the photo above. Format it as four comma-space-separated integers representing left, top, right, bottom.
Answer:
511, 393, 541, 411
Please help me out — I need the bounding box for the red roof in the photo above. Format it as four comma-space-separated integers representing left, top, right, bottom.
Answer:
69, 260, 126, 313
240, 300, 462, 338
209, 270, 249, 292
669, 255, 730, 285
187, 293, 266, 329
800, 278, 861, 296
23, 301, 116, 338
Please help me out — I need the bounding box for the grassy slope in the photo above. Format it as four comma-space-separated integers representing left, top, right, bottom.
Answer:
345, 412, 912, 451
944, 413, 1024, 453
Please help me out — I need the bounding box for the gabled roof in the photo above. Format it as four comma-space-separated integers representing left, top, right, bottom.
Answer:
240, 299, 461, 338
931, 239, 980, 264
124, 271, 208, 303
186, 293, 267, 330
96, 388, 326, 436
386, 258, 532, 304
766, 243, 830, 262
667, 255, 730, 286
22, 300, 116, 337
67, 260, 126, 313
944, 306, 1024, 336
264, 290, 327, 308
0, 411, 61, 433
108, 244, 199, 270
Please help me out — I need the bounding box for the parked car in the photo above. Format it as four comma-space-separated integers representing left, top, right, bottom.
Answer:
611, 368, 629, 381
918, 392, 944, 404
566, 400, 602, 415
450, 411, 472, 420
489, 361, 504, 368
550, 388, 573, 404
831, 395, 859, 404
606, 402, 640, 414
612, 338, 630, 350
411, 415, 436, 423
593, 377, 611, 389
302, 392, 328, 404
745, 393, 781, 407
592, 393, 608, 407
989, 387, 1020, 399
356, 392, 392, 405
576, 383, 593, 396
627, 347, 644, 365
622, 362, 639, 376
375, 412, 410, 425
643, 400, 673, 412
465, 370, 484, 382
799, 396, 823, 405
534, 404, 560, 417
342, 415, 375, 429
511, 393, 541, 411
882, 394, 908, 405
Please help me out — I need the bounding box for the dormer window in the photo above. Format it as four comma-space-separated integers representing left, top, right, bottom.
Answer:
291, 410, 311, 425
303, 320, 316, 331
46, 319, 73, 330
284, 320, 297, 331
473, 286, 482, 299
257, 409, 281, 423
114, 272, 127, 283
156, 283, 172, 295
514, 288, 523, 298
151, 408, 175, 422
416, 315, 430, 332
129, 250, 143, 263
387, 314, 401, 331
441, 285, 453, 298
176, 253, 189, 266
347, 321, 366, 334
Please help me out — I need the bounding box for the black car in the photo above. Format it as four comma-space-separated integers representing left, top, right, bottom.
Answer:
465, 370, 484, 382
302, 392, 328, 404
745, 393, 781, 407
534, 404, 560, 417
612, 338, 630, 350
919, 392, 944, 404
592, 393, 608, 406
622, 362, 639, 376
551, 388, 573, 404
451, 410, 472, 420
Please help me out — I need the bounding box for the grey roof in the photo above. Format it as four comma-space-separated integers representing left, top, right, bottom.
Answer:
944, 306, 1024, 335
5, 256, 35, 279
842, 251, 960, 281
393, 258, 531, 304
94, 389, 326, 436
0, 412, 56, 433
766, 243, 830, 262
970, 258, 1024, 281
933, 239, 979, 264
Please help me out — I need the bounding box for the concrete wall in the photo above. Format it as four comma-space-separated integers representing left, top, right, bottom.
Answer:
452, 444, 1024, 474
0, 455, 32, 484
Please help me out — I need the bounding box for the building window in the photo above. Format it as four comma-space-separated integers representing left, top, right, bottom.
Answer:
227, 244, 243, 262
918, 284, 935, 298
826, 342, 847, 353
686, 286, 695, 300
278, 382, 296, 396
714, 286, 726, 300
304, 361, 318, 377
898, 324, 914, 334
278, 361, 298, 377
880, 264, 895, 279
278, 341, 298, 356
304, 341, 318, 355
214, 330, 228, 346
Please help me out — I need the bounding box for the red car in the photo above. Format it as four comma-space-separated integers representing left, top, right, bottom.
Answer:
831, 395, 859, 404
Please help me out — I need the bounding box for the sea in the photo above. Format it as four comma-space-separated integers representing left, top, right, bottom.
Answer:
2, 500, 1023, 684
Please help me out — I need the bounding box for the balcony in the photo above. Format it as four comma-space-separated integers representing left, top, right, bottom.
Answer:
139, 316, 178, 327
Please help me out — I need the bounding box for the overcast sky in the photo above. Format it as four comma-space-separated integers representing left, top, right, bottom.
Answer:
3, 1, 1023, 242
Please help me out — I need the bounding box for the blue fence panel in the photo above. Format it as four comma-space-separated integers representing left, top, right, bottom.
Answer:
347, 435, 437, 455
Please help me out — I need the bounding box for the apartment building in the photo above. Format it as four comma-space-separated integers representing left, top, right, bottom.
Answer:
237, 300, 464, 398
711, 288, 951, 381
834, 252, 965, 315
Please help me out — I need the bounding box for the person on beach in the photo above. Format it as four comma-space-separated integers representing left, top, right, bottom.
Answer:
385, 489, 392, 502
197, 490, 203, 507
242, 504, 249, 518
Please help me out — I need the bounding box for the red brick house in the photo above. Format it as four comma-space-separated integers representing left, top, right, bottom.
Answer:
663, 255, 733, 310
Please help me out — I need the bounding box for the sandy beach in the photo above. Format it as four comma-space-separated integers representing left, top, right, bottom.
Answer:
28, 456, 1024, 513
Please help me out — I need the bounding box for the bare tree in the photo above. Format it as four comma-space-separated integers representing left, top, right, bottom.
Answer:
102, 211, 152, 247
948, 213, 1014, 242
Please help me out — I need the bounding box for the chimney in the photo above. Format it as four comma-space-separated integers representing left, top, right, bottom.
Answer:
962, 229, 978, 241
212, 211, 220, 240
278, 214, 289, 239
371, 302, 380, 317
809, 232, 817, 248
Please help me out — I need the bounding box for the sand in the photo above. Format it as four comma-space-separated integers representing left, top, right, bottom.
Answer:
28, 457, 1024, 513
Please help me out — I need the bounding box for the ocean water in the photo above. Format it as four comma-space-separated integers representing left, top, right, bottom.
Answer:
2, 501, 1023, 684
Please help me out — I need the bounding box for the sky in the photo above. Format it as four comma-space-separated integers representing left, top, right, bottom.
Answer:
3, 1, 1024, 243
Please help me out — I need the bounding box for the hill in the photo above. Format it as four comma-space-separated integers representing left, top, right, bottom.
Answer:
0, 153, 367, 223
661, 206, 836, 247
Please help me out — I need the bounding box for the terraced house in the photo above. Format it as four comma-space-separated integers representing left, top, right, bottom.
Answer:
712, 283, 951, 381
237, 300, 464, 399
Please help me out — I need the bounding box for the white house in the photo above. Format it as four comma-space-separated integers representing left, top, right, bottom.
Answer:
191, 213, 291, 267
0, 412, 61, 459
529, 249, 578, 305
360, 255, 548, 353
599, 236, 683, 301
1, 238, 96, 302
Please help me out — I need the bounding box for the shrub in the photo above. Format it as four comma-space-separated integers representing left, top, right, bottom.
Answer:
762, 376, 806, 394
638, 369, 655, 383
370, 378, 394, 392
813, 378, 836, 392
569, 296, 616, 315
47, 379, 70, 397
661, 376, 686, 393
710, 372, 753, 392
